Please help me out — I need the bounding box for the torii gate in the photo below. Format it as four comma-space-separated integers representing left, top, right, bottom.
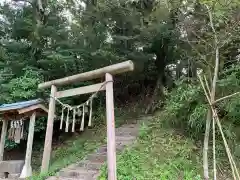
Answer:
38, 61, 134, 180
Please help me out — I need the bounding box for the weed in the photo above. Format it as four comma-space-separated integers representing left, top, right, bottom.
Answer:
31, 123, 106, 180
98, 120, 202, 180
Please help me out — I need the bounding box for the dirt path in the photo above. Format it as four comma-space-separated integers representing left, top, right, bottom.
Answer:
47, 121, 144, 180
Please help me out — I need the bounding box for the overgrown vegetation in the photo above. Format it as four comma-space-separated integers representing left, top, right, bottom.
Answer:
163, 64, 240, 154
99, 119, 202, 180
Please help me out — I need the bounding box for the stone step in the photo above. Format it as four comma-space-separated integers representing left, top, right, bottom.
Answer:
96, 146, 107, 154
86, 154, 107, 163
46, 122, 144, 180
116, 144, 126, 151
47, 176, 79, 180
58, 169, 96, 180
115, 135, 136, 142
120, 124, 139, 128
115, 127, 139, 136
61, 166, 98, 174
76, 161, 103, 171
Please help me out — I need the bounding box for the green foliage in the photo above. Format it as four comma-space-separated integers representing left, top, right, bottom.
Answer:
0, 68, 43, 103
4, 139, 18, 150
161, 64, 240, 162
163, 79, 207, 138
98, 120, 201, 180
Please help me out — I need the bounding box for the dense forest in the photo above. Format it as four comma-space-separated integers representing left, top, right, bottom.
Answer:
0, 0, 240, 179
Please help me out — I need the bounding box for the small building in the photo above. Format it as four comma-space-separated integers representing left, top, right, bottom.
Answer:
0, 99, 48, 179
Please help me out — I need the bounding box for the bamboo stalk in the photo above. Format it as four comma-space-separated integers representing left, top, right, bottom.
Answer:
213, 110, 237, 180
214, 92, 240, 104
204, 76, 211, 97
212, 113, 216, 180
204, 110, 211, 180
203, 76, 217, 180
199, 75, 211, 180
198, 75, 238, 180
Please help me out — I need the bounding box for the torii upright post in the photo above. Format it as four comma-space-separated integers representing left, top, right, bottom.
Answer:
105, 73, 117, 180
41, 85, 57, 173
0, 120, 8, 161
38, 61, 134, 180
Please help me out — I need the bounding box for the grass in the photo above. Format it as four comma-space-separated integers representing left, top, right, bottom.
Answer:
30, 106, 144, 180
30, 104, 203, 180
31, 122, 107, 180
98, 116, 202, 180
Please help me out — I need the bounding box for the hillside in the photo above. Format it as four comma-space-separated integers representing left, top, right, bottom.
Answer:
98, 115, 202, 180
31, 113, 203, 180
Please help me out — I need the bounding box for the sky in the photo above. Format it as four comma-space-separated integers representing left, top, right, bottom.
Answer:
0, 0, 9, 4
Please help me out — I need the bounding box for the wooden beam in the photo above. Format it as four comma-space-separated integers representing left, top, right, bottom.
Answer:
56, 82, 106, 99
105, 73, 117, 180
38, 60, 134, 89
20, 112, 36, 178
41, 85, 57, 173
18, 104, 48, 114
0, 120, 8, 161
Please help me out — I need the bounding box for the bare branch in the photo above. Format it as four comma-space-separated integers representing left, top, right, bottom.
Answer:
191, 31, 214, 49
204, 75, 211, 96
184, 30, 214, 69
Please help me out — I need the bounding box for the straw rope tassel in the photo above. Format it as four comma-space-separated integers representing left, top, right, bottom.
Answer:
72, 108, 76, 132
15, 121, 21, 144
13, 121, 17, 142
80, 105, 85, 131
60, 107, 64, 130
20, 120, 24, 139
88, 99, 93, 127
8, 121, 13, 140
8, 128, 12, 140
11, 121, 14, 140
65, 108, 70, 132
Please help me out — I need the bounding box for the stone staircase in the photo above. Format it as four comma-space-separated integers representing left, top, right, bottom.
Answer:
47, 123, 142, 180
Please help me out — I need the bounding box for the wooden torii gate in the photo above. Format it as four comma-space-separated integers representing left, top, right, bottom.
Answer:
38, 61, 134, 180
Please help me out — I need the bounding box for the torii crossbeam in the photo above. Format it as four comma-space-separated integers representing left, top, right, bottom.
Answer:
38, 61, 134, 180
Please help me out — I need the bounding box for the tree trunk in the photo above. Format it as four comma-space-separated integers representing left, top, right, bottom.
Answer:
145, 76, 164, 114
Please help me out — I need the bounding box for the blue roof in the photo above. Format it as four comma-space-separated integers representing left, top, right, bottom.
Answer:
0, 99, 43, 112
